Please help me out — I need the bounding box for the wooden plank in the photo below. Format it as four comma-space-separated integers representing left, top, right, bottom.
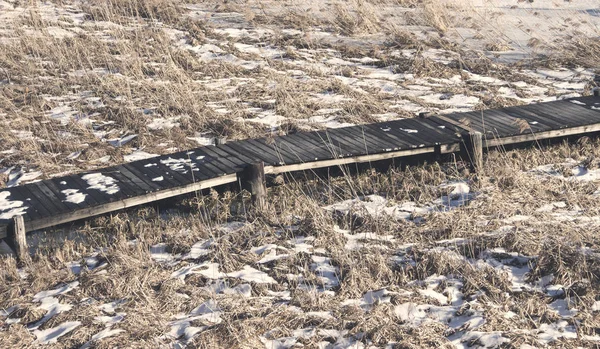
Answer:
44, 179, 83, 212
488, 123, 600, 147
277, 133, 330, 161
31, 181, 71, 214
405, 118, 462, 144
238, 162, 267, 210
129, 161, 182, 189
478, 110, 522, 137
245, 139, 288, 165
380, 121, 429, 148
268, 146, 436, 174
251, 139, 297, 165
69, 174, 112, 206
18, 184, 59, 217
47, 177, 92, 211
498, 107, 559, 131
359, 124, 406, 151
7, 216, 28, 262
64, 175, 102, 206
21, 174, 238, 233
217, 143, 261, 165
313, 130, 360, 157
187, 149, 239, 175
340, 126, 390, 152
11, 186, 46, 221
107, 168, 154, 197
429, 113, 472, 132
274, 137, 319, 162
149, 160, 199, 187
536, 102, 600, 126
289, 132, 338, 161
198, 146, 246, 171
521, 103, 588, 127
395, 119, 446, 146
327, 127, 377, 154
461, 111, 514, 137
118, 165, 163, 192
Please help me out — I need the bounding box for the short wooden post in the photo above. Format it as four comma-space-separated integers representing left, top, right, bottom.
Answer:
6, 216, 28, 262
594, 88, 599, 97
215, 136, 227, 145
462, 131, 484, 173
238, 162, 267, 210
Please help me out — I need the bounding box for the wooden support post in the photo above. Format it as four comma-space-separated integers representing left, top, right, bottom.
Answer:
462, 132, 484, 173
215, 136, 227, 145
238, 162, 267, 210
6, 216, 28, 262
594, 88, 600, 97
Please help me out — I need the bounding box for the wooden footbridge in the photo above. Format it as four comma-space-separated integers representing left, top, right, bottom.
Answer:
2, 95, 600, 258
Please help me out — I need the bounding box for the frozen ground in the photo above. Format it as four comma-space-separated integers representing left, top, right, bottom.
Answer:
1, 0, 600, 348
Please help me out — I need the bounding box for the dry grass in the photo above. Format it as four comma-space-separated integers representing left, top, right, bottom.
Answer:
1, 0, 600, 347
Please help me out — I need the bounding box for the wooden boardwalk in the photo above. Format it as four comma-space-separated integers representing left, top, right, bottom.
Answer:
1, 95, 600, 239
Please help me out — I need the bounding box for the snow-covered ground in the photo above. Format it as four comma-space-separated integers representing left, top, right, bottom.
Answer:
1, 0, 600, 348
0, 0, 598, 188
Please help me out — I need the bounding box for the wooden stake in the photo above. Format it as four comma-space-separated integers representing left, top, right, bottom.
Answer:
462, 131, 484, 173
238, 162, 267, 210
215, 136, 227, 145
6, 216, 28, 262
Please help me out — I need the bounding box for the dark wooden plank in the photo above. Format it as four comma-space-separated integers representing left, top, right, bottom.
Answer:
46, 177, 94, 211
104, 169, 149, 198
174, 151, 228, 177
20, 182, 62, 216
395, 119, 450, 146
463, 111, 516, 137
11, 186, 46, 221
63, 175, 103, 207
567, 96, 600, 113
326, 127, 375, 154
519, 104, 589, 129
43, 179, 84, 212
405, 118, 462, 143
221, 142, 276, 166
128, 161, 181, 189
315, 129, 362, 157
151, 159, 202, 186
446, 111, 504, 137
539, 101, 600, 125
363, 123, 410, 152
79, 169, 130, 203
245, 139, 288, 165
478, 110, 523, 137
198, 146, 246, 171
118, 164, 163, 192
360, 123, 408, 150
485, 109, 548, 135
183, 150, 237, 176
342, 125, 393, 152
500, 106, 560, 131
274, 137, 318, 162
31, 181, 71, 214
288, 132, 337, 161
351, 125, 401, 151
380, 120, 430, 148
5, 186, 39, 221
